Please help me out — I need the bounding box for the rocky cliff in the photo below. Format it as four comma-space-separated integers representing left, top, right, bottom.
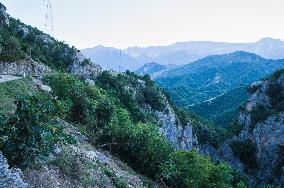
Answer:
156, 103, 198, 150
0, 3, 9, 27
0, 152, 27, 188
0, 59, 53, 76
219, 69, 284, 187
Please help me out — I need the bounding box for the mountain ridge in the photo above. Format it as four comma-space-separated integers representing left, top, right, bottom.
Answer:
82, 38, 284, 72
155, 51, 284, 126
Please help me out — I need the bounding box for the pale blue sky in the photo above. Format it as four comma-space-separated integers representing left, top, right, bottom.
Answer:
2, 0, 284, 49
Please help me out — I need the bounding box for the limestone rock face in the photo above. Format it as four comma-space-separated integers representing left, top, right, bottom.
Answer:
219, 70, 284, 187
0, 3, 9, 27
0, 152, 28, 188
156, 103, 198, 150
70, 53, 102, 79
0, 59, 53, 76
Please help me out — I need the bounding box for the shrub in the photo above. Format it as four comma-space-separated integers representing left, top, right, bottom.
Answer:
98, 108, 173, 177
0, 33, 26, 61
269, 69, 284, 82
230, 140, 258, 170
266, 82, 284, 112
225, 119, 243, 138
54, 148, 97, 187
96, 71, 166, 123
0, 94, 73, 167
159, 150, 234, 188
250, 105, 271, 130
248, 84, 260, 94
95, 100, 114, 127
45, 73, 107, 126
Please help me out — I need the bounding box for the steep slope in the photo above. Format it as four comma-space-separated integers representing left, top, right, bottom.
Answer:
218, 69, 284, 187
190, 86, 249, 126
0, 3, 243, 187
156, 51, 284, 126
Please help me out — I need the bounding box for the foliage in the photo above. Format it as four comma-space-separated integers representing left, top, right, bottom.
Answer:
156, 52, 284, 128
266, 82, 284, 112
102, 166, 127, 188
0, 17, 84, 70
189, 86, 249, 127
248, 84, 261, 94
173, 106, 224, 148
250, 105, 271, 130
159, 150, 234, 188
54, 148, 97, 187
225, 119, 243, 138
0, 77, 38, 115
99, 109, 173, 177
230, 140, 258, 170
44, 73, 112, 128
0, 94, 73, 167
44, 72, 240, 187
0, 29, 26, 61
96, 71, 166, 123
268, 69, 284, 82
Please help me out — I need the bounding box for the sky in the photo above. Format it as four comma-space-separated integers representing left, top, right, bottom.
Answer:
2, 0, 284, 49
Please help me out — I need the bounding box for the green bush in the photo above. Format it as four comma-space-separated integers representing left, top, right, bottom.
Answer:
250, 105, 271, 130
99, 109, 173, 177
230, 140, 258, 170
0, 31, 26, 61
159, 150, 234, 188
266, 82, 284, 112
45, 73, 110, 127
248, 84, 260, 94
0, 17, 79, 70
96, 71, 166, 123
0, 94, 73, 167
225, 119, 243, 138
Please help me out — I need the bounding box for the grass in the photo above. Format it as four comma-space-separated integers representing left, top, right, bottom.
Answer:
0, 77, 38, 114
102, 166, 127, 188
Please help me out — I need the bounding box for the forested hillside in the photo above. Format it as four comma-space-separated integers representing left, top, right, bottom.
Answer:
0, 3, 245, 187
156, 51, 284, 127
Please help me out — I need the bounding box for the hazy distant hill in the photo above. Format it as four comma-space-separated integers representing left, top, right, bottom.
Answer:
125, 37, 284, 62
81, 46, 144, 71
156, 51, 284, 126
82, 38, 284, 72
135, 62, 180, 78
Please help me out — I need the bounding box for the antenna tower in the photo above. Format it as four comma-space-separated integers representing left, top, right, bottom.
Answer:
43, 0, 54, 33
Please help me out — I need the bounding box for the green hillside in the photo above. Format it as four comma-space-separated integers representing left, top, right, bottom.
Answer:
157, 51, 284, 127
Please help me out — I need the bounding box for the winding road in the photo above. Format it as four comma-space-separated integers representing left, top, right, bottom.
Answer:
0, 75, 22, 83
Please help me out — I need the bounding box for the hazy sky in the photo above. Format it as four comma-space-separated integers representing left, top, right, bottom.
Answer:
2, 0, 284, 49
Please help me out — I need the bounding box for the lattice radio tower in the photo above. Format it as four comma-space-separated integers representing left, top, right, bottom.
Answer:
43, 0, 54, 33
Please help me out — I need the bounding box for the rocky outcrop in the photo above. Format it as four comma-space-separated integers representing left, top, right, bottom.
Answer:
0, 59, 53, 76
219, 69, 284, 187
156, 103, 198, 150
23, 123, 150, 188
0, 3, 9, 27
0, 152, 28, 188
70, 53, 101, 79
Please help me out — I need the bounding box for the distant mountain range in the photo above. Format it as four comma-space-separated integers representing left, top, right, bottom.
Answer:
81, 37, 284, 71
155, 51, 284, 126
135, 62, 180, 78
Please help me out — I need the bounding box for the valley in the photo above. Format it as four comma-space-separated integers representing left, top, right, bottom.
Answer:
1, 1, 284, 188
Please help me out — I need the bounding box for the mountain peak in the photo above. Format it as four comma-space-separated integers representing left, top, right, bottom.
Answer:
257, 37, 282, 43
